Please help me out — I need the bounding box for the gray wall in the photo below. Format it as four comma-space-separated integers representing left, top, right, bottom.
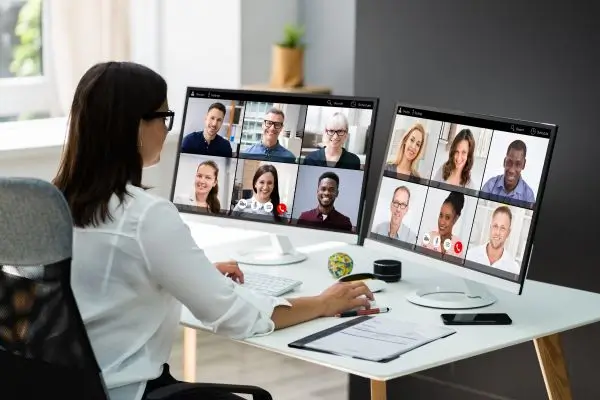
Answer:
240, 0, 298, 86
298, 0, 356, 95
351, 0, 600, 399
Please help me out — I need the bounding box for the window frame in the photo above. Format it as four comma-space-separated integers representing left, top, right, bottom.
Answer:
0, 0, 57, 119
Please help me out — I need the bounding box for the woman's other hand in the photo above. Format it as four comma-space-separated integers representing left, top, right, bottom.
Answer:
214, 260, 244, 283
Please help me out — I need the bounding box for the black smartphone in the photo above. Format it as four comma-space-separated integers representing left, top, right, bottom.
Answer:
441, 313, 512, 325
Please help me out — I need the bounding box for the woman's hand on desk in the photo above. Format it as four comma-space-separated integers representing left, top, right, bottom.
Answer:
214, 260, 244, 283
318, 281, 374, 317
271, 281, 374, 330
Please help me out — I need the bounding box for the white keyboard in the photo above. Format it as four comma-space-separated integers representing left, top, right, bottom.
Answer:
241, 271, 302, 297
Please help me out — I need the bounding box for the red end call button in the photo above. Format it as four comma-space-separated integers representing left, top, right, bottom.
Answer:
276, 203, 287, 215
454, 241, 463, 254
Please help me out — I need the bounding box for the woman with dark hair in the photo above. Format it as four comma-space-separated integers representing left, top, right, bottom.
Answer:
174, 160, 221, 213
231, 164, 285, 221
423, 191, 465, 255
432, 129, 476, 189
54, 61, 373, 400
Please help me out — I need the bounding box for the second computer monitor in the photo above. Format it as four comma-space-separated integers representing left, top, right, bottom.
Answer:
367, 103, 557, 308
171, 88, 378, 264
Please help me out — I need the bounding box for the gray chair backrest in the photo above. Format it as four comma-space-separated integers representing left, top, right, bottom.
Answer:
0, 177, 108, 399
0, 177, 72, 266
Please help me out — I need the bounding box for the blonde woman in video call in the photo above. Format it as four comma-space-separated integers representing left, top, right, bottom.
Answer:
432, 128, 476, 189
385, 122, 426, 177
303, 112, 361, 170
174, 160, 221, 213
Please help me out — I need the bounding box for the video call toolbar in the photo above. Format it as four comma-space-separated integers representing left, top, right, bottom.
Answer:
370, 104, 555, 282
171, 89, 379, 236
397, 106, 553, 139
189, 88, 376, 110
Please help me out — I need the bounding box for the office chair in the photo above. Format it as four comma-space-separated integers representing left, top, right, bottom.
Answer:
0, 177, 273, 400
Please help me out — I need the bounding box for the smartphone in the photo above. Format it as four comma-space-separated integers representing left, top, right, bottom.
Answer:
441, 313, 512, 325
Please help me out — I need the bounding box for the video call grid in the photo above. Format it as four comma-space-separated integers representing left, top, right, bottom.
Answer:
172, 89, 378, 236
369, 106, 554, 282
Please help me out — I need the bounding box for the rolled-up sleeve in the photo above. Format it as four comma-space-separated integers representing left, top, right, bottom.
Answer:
137, 199, 290, 339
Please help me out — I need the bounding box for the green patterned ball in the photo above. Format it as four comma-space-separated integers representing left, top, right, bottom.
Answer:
327, 252, 354, 279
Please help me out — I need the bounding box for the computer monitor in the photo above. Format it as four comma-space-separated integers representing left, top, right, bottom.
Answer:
365, 103, 557, 309
170, 87, 379, 265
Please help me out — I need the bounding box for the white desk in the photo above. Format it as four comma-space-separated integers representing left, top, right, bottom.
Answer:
180, 219, 600, 400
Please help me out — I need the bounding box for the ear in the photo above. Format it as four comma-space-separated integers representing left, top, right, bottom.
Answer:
138, 124, 144, 147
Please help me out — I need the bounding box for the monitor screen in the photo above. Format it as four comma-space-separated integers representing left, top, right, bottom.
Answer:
171, 87, 379, 236
369, 104, 557, 283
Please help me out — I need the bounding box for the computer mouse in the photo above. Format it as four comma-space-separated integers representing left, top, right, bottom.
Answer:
350, 296, 377, 311
338, 273, 387, 293
364, 279, 387, 293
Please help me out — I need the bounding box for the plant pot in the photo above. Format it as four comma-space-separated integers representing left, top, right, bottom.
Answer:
270, 44, 304, 88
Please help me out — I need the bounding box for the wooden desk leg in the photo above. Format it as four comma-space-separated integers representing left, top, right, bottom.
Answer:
183, 327, 197, 382
370, 379, 387, 400
533, 333, 573, 400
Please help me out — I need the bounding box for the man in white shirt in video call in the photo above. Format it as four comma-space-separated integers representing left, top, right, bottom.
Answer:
466, 205, 520, 274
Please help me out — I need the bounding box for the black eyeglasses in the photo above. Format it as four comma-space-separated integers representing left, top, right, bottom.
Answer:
391, 201, 408, 209
325, 129, 347, 137
143, 110, 175, 131
264, 120, 283, 130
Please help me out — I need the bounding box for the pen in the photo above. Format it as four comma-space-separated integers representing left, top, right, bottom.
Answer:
336, 307, 390, 318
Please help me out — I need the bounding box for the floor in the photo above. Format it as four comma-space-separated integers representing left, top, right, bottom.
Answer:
168, 327, 348, 400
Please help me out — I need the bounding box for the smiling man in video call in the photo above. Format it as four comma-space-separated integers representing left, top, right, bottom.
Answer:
241, 107, 296, 162
297, 171, 353, 232
180, 102, 233, 157
466, 206, 520, 274
481, 140, 535, 204
373, 185, 418, 242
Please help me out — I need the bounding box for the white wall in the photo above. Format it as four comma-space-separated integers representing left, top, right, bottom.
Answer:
130, 0, 302, 131
0, 122, 180, 201
160, 0, 243, 130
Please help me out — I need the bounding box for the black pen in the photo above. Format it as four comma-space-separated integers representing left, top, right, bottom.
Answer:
336, 307, 390, 318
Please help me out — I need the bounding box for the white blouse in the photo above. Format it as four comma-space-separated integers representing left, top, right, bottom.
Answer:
70, 185, 290, 400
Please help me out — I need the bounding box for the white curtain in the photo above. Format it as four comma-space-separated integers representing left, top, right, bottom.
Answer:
48, 0, 131, 116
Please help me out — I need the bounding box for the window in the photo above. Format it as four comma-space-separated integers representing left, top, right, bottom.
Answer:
0, 0, 54, 122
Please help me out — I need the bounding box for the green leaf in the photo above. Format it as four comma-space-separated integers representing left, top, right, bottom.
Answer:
277, 23, 305, 48
11, 0, 42, 77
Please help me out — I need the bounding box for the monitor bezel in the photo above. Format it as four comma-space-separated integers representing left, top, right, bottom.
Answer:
366, 101, 558, 295
169, 86, 380, 244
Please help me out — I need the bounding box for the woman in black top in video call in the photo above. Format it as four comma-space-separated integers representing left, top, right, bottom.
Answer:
423, 191, 465, 255
231, 164, 284, 222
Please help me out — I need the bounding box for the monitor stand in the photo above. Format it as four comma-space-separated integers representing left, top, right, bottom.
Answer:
405, 278, 497, 309
233, 233, 307, 266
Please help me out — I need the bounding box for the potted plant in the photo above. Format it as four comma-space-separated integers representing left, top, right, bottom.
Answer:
270, 23, 305, 88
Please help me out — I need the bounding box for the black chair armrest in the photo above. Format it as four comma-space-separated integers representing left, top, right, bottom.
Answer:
146, 382, 273, 400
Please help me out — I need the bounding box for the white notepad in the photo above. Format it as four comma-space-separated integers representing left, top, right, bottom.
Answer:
289, 316, 456, 362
